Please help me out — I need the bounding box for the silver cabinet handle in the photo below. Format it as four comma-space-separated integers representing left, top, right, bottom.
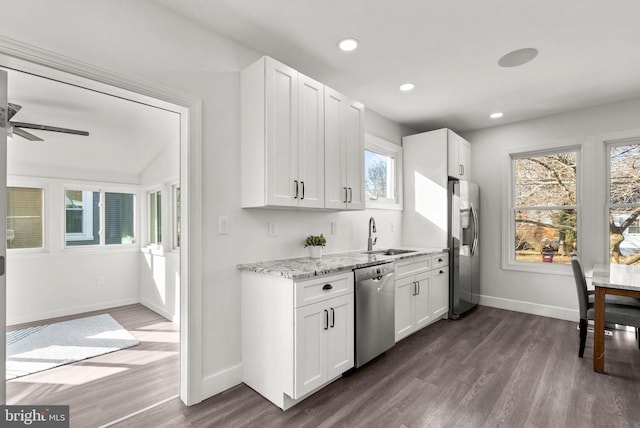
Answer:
330, 308, 335, 328
348, 187, 353, 203
343, 187, 348, 203
417, 280, 420, 295
294, 180, 299, 199
300, 181, 305, 200
413, 281, 418, 296
324, 309, 329, 330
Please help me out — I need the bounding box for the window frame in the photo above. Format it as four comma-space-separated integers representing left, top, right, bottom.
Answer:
605, 138, 640, 264
63, 185, 138, 250
64, 190, 96, 242
6, 180, 48, 253
172, 183, 181, 250
502, 142, 582, 274
148, 189, 162, 246
364, 133, 403, 210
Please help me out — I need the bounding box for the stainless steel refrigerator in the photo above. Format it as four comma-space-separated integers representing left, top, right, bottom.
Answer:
448, 179, 480, 319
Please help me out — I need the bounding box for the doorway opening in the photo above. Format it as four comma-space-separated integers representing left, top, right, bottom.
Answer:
0, 45, 200, 423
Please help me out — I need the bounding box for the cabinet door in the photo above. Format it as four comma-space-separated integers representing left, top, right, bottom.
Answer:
326, 294, 354, 379
395, 276, 415, 342
431, 266, 449, 319
324, 87, 347, 209
413, 271, 432, 331
458, 137, 471, 178
265, 57, 298, 207
344, 98, 365, 210
298, 74, 325, 208
294, 300, 328, 398
447, 130, 461, 179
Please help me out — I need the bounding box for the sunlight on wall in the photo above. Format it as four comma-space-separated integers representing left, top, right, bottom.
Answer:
415, 171, 447, 233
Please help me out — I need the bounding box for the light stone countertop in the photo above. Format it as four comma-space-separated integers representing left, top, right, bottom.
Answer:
237, 247, 448, 280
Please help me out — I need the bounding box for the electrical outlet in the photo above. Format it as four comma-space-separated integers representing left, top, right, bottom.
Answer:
218, 216, 230, 234
331, 221, 338, 234
268, 222, 278, 237
97, 275, 105, 286
390, 221, 395, 232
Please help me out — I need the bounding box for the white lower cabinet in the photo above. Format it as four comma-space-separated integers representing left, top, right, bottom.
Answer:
294, 293, 353, 398
241, 270, 354, 410
394, 253, 449, 342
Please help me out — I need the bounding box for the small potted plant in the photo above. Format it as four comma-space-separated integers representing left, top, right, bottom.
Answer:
304, 234, 326, 258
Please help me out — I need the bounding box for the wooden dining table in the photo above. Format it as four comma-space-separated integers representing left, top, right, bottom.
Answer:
592, 263, 640, 372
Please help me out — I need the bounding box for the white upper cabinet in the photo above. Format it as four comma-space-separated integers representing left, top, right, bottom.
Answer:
297, 73, 325, 208
241, 56, 324, 208
324, 87, 365, 210
447, 129, 471, 179
242, 56, 363, 210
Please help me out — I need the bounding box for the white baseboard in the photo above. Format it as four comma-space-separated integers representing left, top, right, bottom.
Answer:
200, 363, 243, 401
479, 294, 578, 322
7, 297, 140, 325
139, 299, 179, 324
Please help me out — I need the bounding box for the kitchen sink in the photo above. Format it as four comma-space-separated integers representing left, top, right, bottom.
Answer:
364, 248, 417, 256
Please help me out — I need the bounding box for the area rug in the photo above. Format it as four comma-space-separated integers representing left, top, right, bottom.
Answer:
6, 313, 140, 380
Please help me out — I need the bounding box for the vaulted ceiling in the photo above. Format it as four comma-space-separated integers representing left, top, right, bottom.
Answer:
5, 67, 179, 183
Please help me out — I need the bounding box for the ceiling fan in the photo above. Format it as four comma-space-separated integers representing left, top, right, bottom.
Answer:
7, 102, 90, 141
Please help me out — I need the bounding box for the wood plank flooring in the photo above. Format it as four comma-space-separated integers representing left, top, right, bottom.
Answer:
6, 304, 180, 428
115, 306, 640, 428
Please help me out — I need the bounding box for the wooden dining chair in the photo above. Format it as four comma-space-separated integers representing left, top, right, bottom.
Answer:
571, 252, 640, 357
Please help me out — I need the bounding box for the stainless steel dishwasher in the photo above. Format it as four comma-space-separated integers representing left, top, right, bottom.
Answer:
354, 262, 395, 368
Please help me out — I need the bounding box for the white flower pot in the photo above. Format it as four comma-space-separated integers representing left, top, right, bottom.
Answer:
309, 246, 323, 258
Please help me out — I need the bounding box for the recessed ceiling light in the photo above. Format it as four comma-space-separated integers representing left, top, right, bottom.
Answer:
490, 112, 504, 119
498, 48, 539, 68
399, 83, 415, 92
338, 38, 359, 52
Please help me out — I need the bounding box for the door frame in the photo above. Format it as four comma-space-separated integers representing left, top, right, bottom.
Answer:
0, 37, 204, 406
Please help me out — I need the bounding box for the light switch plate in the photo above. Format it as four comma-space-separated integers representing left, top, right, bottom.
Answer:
218, 216, 230, 234
331, 221, 338, 234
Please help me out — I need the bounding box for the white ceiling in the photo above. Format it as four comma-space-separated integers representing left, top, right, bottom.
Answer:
5, 67, 180, 181
155, 0, 640, 132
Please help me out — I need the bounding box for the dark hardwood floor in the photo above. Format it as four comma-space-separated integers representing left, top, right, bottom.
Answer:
6, 304, 180, 428
115, 306, 640, 428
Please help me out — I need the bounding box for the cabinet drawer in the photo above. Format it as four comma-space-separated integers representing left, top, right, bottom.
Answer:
395, 256, 431, 279
432, 253, 449, 269
295, 272, 354, 308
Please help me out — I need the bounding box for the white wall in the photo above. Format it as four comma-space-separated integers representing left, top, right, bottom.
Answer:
0, 0, 414, 402
463, 97, 640, 321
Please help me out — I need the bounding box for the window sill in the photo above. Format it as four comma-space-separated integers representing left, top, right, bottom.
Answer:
365, 201, 403, 211
141, 245, 164, 257
501, 259, 574, 276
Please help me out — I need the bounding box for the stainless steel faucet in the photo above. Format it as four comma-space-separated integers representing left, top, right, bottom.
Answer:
367, 217, 377, 251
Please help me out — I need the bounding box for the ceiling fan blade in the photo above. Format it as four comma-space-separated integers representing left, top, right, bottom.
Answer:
13, 127, 44, 141
11, 121, 89, 136
8, 103, 22, 120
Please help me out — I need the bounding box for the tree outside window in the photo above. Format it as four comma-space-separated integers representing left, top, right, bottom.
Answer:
609, 142, 640, 265
512, 151, 577, 264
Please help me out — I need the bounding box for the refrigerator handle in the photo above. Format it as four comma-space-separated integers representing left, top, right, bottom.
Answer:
471, 202, 479, 256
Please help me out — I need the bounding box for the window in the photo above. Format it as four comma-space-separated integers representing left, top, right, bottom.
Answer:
65, 189, 100, 246
173, 185, 181, 249
65, 189, 136, 247
105, 192, 135, 245
7, 186, 44, 250
608, 141, 640, 265
364, 134, 403, 209
510, 149, 578, 265
149, 190, 162, 244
